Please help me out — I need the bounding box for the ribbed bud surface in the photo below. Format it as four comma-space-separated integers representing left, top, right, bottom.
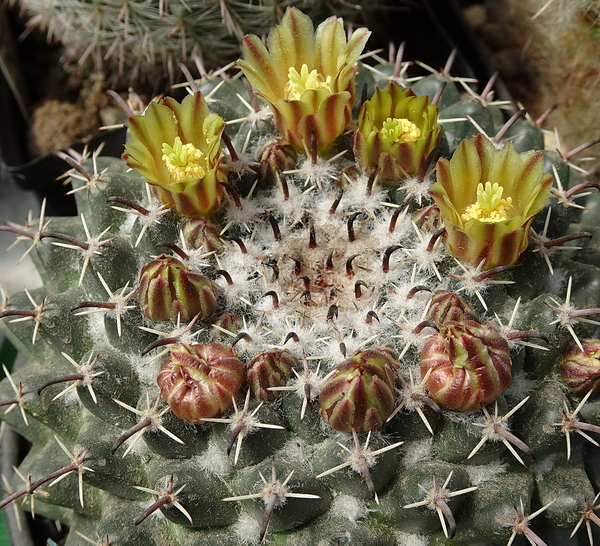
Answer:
558, 339, 600, 396
210, 313, 243, 340
420, 321, 511, 411
181, 218, 223, 253
319, 348, 397, 432
246, 349, 298, 402
157, 343, 244, 422
412, 205, 442, 232
258, 137, 298, 188
428, 291, 479, 326
138, 254, 219, 322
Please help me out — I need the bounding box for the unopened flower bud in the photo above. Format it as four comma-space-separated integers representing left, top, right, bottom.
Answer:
258, 138, 298, 188
412, 205, 442, 233
246, 349, 299, 402
428, 291, 479, 327
558, 339, 600, 396
319, 348, 397, 433
157, 343, 244, 422
138, 254, 219, 322
210, 313, 243, 341
420, 321, 511, 411
181, 217, 223, 253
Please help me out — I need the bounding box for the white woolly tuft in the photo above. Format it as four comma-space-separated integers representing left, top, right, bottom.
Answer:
545, 267, 568, 295
86, 311, 110, 346
289, 154, 340, 190
264, 182, 311, 224
225, 152, 258, 182
223, 194, 263, 228
387, 312, 434, 356
275, 438, 315, 468
400, 437, 433, 466
330, 494, 368, 523
442, 408, 483, 426
232, 512, 262, 545
504, 372, 537, 402
130, 352, 163, 389
394, 530, 429, 546
532, 453, 560, 479
464, 460, 508, 486
386, 281, 433, 315
402, 224, 446, 281
398, 175, 435, 206
342, 173, 388, 212
194, 439, 233, 478
324, 335, 361, 368
117, 213, 137, 241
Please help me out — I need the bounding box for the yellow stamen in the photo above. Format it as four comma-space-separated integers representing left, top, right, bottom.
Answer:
380, 117, 421, 143
162, 137, 206, 182
461, 182, 513, 224
285, 64, 332, 101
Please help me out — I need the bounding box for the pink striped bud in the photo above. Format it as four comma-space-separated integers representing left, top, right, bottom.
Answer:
181, 218, 223, 253
558, 339, 600, 396
157, 343, 244, 422
138, 254, 219, 322
258, 138, 298, 188
319, 348, 397, 433
428, 291, 479, 327
420, 321, 511, 411
246, 349, 299, 402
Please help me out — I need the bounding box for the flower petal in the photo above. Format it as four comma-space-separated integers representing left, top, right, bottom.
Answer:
239, 35, 285, 97
314, 16, 346, 76
267, 7, 316, 73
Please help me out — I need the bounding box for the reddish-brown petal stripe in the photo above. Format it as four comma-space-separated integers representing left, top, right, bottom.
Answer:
379, 153, 401, 183
326, 398, 354, 433
396, 142, 416, 177
496, 227, 521, 268
239, 36, 281, 96
512, 151, 544, 202
435, 158, 452, 188
473, 134, 489, 181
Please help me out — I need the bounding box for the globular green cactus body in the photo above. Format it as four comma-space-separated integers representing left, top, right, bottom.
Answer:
2, 9, 600, 546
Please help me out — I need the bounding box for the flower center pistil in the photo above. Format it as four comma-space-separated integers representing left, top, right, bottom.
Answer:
380, 117, 421, 143
461, 182, 513, 224
285, 64, 332, 100
162, 137, 206, 182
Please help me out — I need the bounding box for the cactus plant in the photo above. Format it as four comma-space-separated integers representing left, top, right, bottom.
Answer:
2, 6, 600, 546
15, 0, 371, 82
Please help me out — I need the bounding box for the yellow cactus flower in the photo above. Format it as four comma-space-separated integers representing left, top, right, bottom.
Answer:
354, 84, 441, 182
429, 134, 552, 269
238, 7, 370, 154
122, 92, 227, 217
